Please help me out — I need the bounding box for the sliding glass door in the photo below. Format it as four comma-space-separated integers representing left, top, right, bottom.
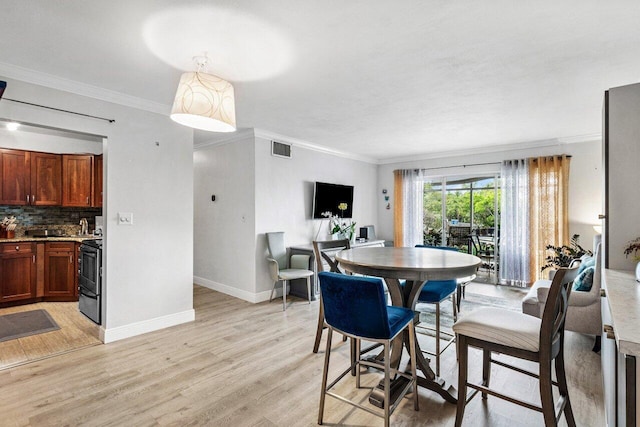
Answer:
423, 174, 501, 282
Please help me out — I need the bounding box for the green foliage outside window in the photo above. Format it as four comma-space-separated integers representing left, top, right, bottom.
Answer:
423, 179, 500, 246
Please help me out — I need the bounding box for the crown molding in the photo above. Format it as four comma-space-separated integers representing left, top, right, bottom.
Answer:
253, 128, 377, 164
377, 133, 602, 165
193, 128, 255, 150
0, 61, 170, 115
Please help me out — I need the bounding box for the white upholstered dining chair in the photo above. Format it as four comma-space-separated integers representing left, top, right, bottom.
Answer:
452, 265, 580, 427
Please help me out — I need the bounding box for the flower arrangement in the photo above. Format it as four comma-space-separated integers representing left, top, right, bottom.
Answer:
321, 204, 356, 241
624, 237, 640, 261
0, 216, 17, 238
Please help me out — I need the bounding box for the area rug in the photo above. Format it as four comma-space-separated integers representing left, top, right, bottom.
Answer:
417, 290, 522, 331
0, 309, 60, 343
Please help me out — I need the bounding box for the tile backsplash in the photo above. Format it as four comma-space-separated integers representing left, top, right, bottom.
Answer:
0, 205, 102, 236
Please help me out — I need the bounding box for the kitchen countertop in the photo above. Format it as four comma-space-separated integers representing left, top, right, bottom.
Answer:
603, 268, 640, 357
0, 236, 101, 243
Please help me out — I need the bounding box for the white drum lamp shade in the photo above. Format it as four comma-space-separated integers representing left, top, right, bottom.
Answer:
170, 71, 236, 132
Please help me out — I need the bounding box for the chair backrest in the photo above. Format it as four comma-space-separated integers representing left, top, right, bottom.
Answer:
313, 239, 351, 273
318, 271, 391, 339
266, 232, 287, 269
540, 265, 580, 356
414, 245, 458, 288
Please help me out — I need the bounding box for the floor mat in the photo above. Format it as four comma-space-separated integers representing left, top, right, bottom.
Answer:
0, 309, 60, 343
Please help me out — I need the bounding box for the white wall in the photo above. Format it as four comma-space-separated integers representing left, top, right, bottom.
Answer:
253, 134, 378, 297
377, 139, 603, 251
193, 131, 257, 301
0, 78, 194, 342
192, 130, 378, 302
0, 126, 102, 154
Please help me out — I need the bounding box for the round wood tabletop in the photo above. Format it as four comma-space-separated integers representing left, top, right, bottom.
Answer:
335, 246, 481, 282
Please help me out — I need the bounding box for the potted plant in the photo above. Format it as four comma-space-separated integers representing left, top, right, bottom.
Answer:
541, 234, 592, 278
0, 216, 17, 239
623, 237, 640, 281
322, 208, 357, 242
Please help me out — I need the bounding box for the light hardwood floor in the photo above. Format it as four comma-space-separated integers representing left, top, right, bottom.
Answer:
0, 284, 604, 426
0, 302, 101, 370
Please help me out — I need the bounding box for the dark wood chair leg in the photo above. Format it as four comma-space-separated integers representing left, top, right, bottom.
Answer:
455, 335, 469, 427
482, 348, 491, 399
555, 348, 577, 427
592, 335, 601, 353
350, 337, 357, 376
313, 298, 325, 353
539, 357, 557, 427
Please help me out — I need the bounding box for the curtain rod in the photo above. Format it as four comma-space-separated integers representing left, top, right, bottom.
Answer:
401, 154, 573, 173
3, 98, 115, 123
416, 161, 501, 172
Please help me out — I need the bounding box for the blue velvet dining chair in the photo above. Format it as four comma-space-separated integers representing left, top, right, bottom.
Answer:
317, 272, 418, 427
412, 244, 462, 377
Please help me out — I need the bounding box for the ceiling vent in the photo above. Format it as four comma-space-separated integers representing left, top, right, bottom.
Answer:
271, 140, 292, 158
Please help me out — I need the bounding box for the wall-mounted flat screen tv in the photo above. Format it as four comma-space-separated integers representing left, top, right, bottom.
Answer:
313, 181, 354, 219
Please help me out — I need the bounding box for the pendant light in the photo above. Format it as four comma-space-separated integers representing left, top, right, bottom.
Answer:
170, 55, 236, 132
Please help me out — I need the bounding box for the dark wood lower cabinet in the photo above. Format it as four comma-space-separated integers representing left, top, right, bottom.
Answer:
0, 243, 37, 303
44, 242, 77, 300
0, 241, 79, 306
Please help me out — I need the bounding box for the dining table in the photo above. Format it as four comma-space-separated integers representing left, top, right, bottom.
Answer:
335, 246, 481, 404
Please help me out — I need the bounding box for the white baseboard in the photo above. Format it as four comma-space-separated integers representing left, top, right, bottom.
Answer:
100, 309, 195, 343
193, 276, 278, 303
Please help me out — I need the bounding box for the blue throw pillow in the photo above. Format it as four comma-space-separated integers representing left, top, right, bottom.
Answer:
577, 256, 595, 275
573, 266, 595, 292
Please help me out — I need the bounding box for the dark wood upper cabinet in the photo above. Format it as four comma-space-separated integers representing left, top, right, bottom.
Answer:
62, 154, 93, 207
0, 148, 30, 205
92, 154, 103, 207
0, 150, 102, 207
30, 152, 62, 206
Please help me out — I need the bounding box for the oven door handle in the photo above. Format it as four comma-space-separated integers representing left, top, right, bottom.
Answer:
79, 287, 99, 299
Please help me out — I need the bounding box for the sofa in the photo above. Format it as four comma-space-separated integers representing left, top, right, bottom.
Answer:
522, 243, 602, 349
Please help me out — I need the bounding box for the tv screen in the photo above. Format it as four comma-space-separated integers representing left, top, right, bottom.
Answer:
313, 182, 354, 219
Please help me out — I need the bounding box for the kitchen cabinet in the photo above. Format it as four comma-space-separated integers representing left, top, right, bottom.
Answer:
0, 148, 30, 205
602, 269, 639, 427
92, 154, 102, 207
0, 150, 103, 207
62, 154, 93, 207
44, 242, 77, 300
30, 151, 62, 206
0, 242, 36, 303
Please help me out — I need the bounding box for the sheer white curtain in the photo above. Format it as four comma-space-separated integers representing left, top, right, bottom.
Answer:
499, 159, 530, 286
393, 169, 424, 247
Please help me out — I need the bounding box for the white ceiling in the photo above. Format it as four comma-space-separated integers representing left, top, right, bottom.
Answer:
1, 0, 639, 162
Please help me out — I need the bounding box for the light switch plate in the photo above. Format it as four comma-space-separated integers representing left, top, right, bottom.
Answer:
118, 212, 133, 225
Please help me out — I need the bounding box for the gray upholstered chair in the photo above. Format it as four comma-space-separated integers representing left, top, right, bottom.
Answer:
522, 242, 602, 351
266, 232, 314, 311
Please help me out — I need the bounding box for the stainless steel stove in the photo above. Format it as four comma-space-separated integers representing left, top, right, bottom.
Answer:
78, 239, 102, 324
